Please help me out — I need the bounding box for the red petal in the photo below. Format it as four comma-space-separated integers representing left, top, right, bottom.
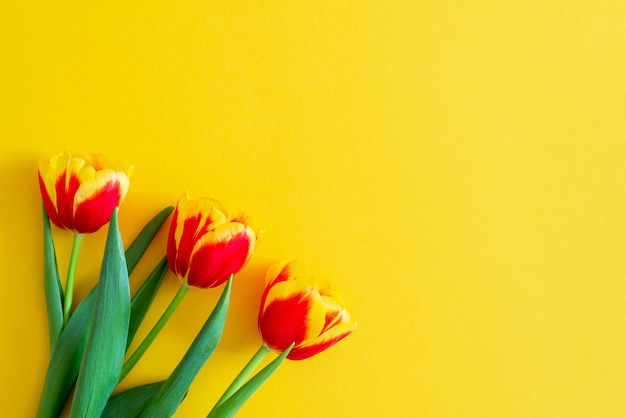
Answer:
38, 172, 63, 229
185, 225, 254, 288
73, 181, 122, 233
287, 321, 357, 360
260, 290, 319, 352
55, 171, 81, 230
174, 212, 205, 277
258, 261, 301, 322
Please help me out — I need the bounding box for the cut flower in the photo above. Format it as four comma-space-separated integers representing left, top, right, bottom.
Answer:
258, 260, 357, 360
38, 152, 133, 234
166, 192, 257, 288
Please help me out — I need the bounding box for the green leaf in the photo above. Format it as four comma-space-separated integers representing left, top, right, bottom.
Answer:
139, 278, 232, 418
42, 206, 64, 354
37, 257, 166, 418
36, 207, 173, 418
125, 206, 174, 349
101, 381, 165, 418
127, 256, 169, 350
36, 287, 96, 418
69, 208, 130, 418
125, 206, 173, 275
206, 344, 294, 418
102, 381, 190, 418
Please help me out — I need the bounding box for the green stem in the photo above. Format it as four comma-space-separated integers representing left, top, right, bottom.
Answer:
213, 344, 271, 408
63, 233, 84, 324
120, 284, 190, 381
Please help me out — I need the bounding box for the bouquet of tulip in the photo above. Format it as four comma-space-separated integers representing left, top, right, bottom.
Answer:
35, 152, 357, 418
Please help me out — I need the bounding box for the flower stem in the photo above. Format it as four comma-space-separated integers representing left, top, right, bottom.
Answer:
213, 344, 271, 408
120, 284, 190, 381
63, 233, 84, 324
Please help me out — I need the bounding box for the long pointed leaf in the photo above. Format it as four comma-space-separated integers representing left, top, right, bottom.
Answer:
101, 381, 190, 418
35, 287, 97, 418
42, 206, 63, 354
206, 344, 293, 418
101, 381, 165, 418
139, 278, 232, 418
127, 257, 169, 350
69, 208, 130, 418
125, 206, 173, 275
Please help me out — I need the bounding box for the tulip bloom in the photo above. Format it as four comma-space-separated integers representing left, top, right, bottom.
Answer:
120, 193, 257, 381
258, 261, 357, 360
167, 192, 257, 288
210, 261, 357, 412
38, 152, 133, 234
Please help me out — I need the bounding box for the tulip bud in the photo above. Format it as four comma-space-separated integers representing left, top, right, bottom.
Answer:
38, 152, 133, 234
258, 261, 357, 360
167, 192, 257, 288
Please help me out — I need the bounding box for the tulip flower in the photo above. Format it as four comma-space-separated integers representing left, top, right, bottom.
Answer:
167, 192, 257, 288
209, 261, 356, 415
119, 192, 257, 381
38, 152, 133, 234
258, 260, 357, 360
38, 152, 133, 324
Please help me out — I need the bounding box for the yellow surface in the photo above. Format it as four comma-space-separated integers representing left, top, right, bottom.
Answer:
2, 1, 626, 417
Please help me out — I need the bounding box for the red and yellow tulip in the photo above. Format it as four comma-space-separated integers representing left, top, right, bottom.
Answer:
38, 152, 133, 234
258, 261, 357, 360
166, 192, 257, 288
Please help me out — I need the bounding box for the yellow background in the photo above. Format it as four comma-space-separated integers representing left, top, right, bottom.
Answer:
2, 1, 626, 417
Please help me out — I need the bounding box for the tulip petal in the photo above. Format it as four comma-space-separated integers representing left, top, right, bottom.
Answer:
185, 223, 255, 288
264, 260, 296, 286
86, 153, 134, 176
54, 171, 81, 230
74, 171, 129, 233
259, 261, 305, 312
168, 193, 230, 279
260, 280, 326, 352
54, 156, 87, 230
38, 169, 63, 229
320, 295, 349, 332
75, 168, 130, 205
287, 320, 358, 360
